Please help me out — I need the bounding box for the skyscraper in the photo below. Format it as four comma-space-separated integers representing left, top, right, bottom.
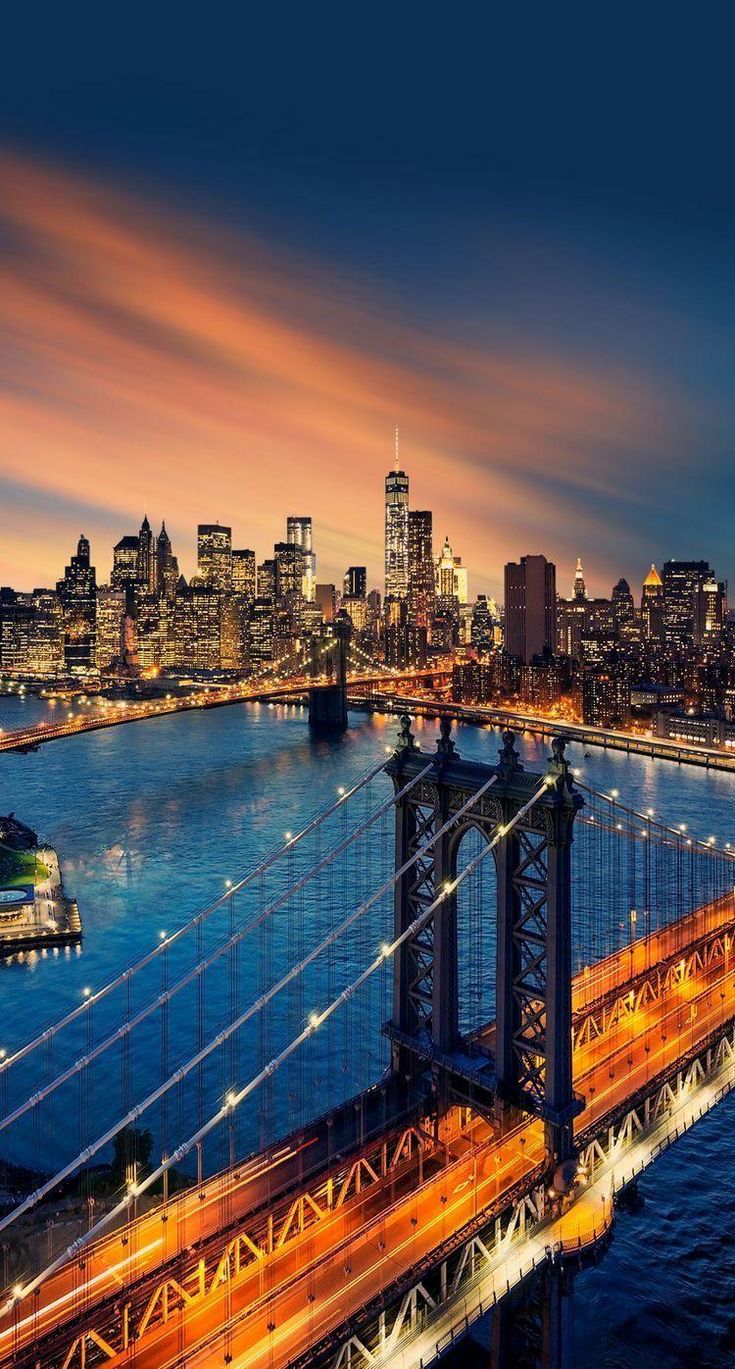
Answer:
232, 549, 257, 600
662, 560, 712, 647
156, 522, 179, 599
407, 510, 434, 629
641, 563, 665, 640
57, 534, 97, 673
573, 557, 587, 600
111, 536, 139, 590
435, 535, 468, 606
344, 566, 367, 599
384, 448, 409, 601
197, 523, 232, 591
137, 516, 157, 594
504, 554, 556, 663
286, 516, 316, 600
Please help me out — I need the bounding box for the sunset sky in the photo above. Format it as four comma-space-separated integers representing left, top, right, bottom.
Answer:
1, 10, 733, 600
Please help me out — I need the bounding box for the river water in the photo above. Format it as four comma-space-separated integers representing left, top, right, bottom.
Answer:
0, 694, 733, 1366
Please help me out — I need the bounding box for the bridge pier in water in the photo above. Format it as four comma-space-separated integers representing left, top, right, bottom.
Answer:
308, 628, 348, 731
386, 716, 584, 1171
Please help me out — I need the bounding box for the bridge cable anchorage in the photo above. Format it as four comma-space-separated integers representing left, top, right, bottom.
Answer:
2, 770, 547, 1317
0, 760, 436, 1231
0, 755, 393, 1078
575, 781, 735, 860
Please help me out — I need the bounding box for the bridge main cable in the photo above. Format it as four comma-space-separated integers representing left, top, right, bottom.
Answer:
3, 769, 549, 1314
0, 753, 392, 1076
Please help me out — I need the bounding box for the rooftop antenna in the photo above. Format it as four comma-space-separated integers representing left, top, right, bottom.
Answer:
394, 425, 400, 471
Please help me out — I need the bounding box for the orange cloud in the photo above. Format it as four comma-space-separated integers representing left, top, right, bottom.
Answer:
0, 150, 686, 596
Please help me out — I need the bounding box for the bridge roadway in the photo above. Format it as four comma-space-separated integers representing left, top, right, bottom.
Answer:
1, 895, 733, 1368
0, 672, 445, 755
351, 690, 735, 773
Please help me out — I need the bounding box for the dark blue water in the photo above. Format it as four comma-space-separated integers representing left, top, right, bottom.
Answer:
0, 696, 733, 1364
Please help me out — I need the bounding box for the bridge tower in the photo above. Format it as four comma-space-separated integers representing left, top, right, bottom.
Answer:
385, 717, 584, 1166
308, 629, 348, 731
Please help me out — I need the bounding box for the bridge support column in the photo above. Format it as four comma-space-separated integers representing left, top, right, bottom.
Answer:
494, 737, 582, 1168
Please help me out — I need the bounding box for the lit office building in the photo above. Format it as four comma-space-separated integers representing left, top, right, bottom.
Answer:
156, 522, 179, 599
249, 598, 275, 664
27, 590, 64, 677
344, 566, 367, 599
694, 578, 727, 647
641, 563, 665, 641
111, 536, 139, 590
137, 516, 157, 593
408, 510, 435, 629
232, 549, 257, 600
435, 535, 468, 606
662, 560, 711, 648
198, 523, 233, 591
0, 589, 33, 673
57, 535, 97, 673
96, 587, 127, 672
384, 464, 409, 600
286, 517, 316, 600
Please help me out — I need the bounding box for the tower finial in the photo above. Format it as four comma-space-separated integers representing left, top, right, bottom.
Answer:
394, 425, 399, 471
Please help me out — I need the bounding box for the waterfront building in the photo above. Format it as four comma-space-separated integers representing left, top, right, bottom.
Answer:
286, 517, 316, 601
581, 666, 631, 728
452, 659, 497, 703
407, 510, 435, 630
504, 554, 556, 664
384, 462, 409, 601
198, 523, 233, 592
0, 588, 33, 673
57, 535, 96, 673
232, 549, 257, 601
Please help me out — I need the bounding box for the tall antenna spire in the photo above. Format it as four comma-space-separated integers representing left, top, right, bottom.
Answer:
394, 425, 400, 471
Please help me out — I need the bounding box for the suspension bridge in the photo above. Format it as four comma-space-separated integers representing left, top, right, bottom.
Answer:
0, 717, 733, 1367
0, 638, 447, 755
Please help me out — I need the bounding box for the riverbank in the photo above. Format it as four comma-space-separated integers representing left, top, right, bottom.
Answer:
0, 815, 81, 958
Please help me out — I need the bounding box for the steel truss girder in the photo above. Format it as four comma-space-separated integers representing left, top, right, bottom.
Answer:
573, 922, 735, 1049
49, 1125, 432, 1369
325, 1018, 735, 1369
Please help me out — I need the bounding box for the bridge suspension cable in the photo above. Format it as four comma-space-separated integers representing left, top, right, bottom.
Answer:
0, 753, 393, 1077
0, 759, 434, 1136
575, 780, 735, 859
0, 760, 494, 1233
3, 770, 550, 1315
